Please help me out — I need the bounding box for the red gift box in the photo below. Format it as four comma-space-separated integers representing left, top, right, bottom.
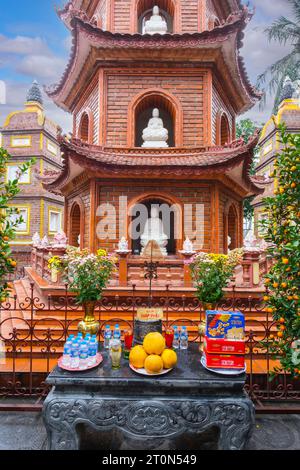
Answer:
203, 351, 245, 370
204, 336, 245, 356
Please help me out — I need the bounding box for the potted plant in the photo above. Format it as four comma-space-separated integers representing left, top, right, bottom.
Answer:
190, 250, 243, 310
54, 247, 117, 336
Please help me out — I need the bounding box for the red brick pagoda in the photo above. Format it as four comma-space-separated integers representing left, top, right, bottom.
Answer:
37, 0, 264, 289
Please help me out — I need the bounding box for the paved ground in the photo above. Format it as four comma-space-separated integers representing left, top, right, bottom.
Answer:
0, 412, 299, 450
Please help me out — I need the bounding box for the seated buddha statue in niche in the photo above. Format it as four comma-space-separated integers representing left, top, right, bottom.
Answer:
144, 6, 168, 35
142, 108, 169, 148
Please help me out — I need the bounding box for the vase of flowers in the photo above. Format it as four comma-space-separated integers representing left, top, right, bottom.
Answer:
53, 247, 117, 337
190, 250, 243, 350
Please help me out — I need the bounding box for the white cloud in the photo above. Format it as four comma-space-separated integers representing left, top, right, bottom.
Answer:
16, 55, 66, 80
252, 0, 293, 18
0, 34, 51, 56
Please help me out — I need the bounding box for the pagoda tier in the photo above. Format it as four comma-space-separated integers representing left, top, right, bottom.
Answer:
42, 132, 263, 197
47, 7, 260, 115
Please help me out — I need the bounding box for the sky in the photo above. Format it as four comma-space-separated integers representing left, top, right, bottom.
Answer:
0, 0, 294, 132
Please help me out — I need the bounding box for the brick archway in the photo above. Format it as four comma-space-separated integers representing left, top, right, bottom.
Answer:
78, 108, 94, 144
131, 0, 181, 33
128, 89, 183, 147
69, 199, 85, 249
223, 201, 240, 253
127, 191, 183, 254
216, 111, 231, 146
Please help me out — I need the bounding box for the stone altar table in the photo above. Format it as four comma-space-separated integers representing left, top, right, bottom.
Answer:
43, 344, 254, 450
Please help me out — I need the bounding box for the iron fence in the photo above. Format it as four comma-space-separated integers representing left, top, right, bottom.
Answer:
0, 283, 299, 411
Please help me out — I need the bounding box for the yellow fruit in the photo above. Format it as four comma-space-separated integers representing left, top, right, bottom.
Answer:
143, 332, 166, 355
144, 355, 164, 374
161, 349, 178, 369
129, 345, 148, 369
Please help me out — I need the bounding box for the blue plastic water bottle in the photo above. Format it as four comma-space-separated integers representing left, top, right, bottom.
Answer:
70, 340, 80, 369
114, 324, 121, 341
180, 326, 189, 350
104, 325, 112, 349
88, 338, 98, 366
79, 341, 89, 370
173, 326, 180, 349
62, 340, 72, 367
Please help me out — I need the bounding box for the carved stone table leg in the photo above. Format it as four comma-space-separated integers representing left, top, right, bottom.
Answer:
43, 391, 255, 451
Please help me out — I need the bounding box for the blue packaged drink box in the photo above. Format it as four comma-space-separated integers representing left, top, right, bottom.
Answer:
205, 311, 245, 340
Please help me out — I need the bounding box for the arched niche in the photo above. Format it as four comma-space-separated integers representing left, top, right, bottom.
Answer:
128, 193, 183, 255
223, 202, 239, 253
216, 112, 231, 146
78, 110, 94, 144
69, 201, 84, 249
132, 0, 179, 33
128, 89, 183, 147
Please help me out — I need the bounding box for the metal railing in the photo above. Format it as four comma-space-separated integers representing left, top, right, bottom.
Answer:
0, 284, 299, 410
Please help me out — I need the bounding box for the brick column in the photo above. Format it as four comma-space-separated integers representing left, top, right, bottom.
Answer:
116, 251, 131, 287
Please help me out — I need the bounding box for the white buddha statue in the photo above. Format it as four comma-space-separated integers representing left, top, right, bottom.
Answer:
144, 6, 168, 35
141, 206, 168, 256
183, 237, 195, 254
142, 108, 169, 148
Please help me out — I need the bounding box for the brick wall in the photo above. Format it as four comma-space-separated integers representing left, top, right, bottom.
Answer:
181, 0, 201, 32
74, 83, 100, 145
212, 83, 235, 144
106, 72, 206, 147
113, 0, 132, 32
94, 0, 108, 29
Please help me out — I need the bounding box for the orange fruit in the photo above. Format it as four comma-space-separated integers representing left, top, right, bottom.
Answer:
277, 332, 283, 338
143, 332, 166, 355
282, 258, 289, 265
161, 349, 178, 369
144, 355, 164, 374
129, 345, 148, 369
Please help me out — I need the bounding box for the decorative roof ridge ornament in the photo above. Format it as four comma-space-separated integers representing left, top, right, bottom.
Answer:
26, 80, 43, 105
56, 1, 89, 27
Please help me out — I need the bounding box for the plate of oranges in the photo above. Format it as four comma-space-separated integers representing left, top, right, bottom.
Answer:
129, 332, 177, 376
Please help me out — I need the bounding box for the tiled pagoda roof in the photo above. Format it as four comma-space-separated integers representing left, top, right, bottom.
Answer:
47, 6, 261, 113
41, 130, 264, 196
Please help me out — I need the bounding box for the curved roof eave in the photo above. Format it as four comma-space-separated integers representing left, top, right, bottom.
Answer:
42, 131, 263, 196
46, 7, 261, 111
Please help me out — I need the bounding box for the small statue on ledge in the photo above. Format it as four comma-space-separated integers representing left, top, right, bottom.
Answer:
183, 237, 195, 254
117, 237, 130, 253
40, 236, 50, 249
243, 231, 260, 252
144, 6, 168, 35
53, 231, 68, 248
32, 232, 41, 247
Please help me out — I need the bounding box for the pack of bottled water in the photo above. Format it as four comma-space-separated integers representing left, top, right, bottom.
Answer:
104, 324, 122, 350
61, 333, 99, 370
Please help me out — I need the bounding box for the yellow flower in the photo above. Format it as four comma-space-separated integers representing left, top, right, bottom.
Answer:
97, 249, 107, 257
